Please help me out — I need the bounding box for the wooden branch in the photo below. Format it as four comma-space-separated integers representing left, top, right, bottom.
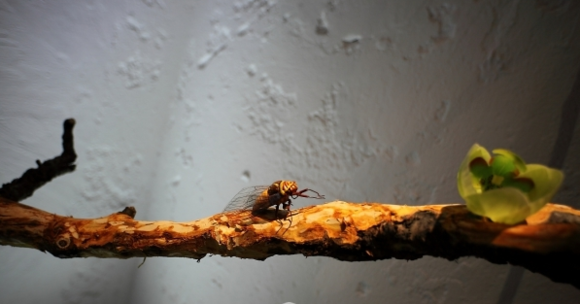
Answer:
1, 197, 579, 288
0, 119, 77, 202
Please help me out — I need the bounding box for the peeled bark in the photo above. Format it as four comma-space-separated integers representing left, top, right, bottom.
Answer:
1, 196, 579, 288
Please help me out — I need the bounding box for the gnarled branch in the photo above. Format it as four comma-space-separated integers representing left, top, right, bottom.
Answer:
2, 119, 579, 288
0, 119, 77, 202
1, 197, 579, 288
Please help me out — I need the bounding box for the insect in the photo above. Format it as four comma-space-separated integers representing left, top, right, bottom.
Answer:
224, 180, 325, 220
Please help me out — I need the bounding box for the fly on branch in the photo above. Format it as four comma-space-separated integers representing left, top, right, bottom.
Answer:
224, 180, 325, 221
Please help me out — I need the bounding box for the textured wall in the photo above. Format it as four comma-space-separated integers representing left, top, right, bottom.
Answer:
1, 0, 580, 303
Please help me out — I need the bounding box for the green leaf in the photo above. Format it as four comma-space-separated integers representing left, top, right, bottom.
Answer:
492, 148, 527, 174
457, 144, 491, 198
518, 164, 564, 214
465, 187, 531, 225
459, 144, 565, 224
469, 157, 491, 179
490, 154, 516, 177
502, 177, 535, 193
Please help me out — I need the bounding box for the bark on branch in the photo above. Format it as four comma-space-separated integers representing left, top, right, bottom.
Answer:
1, 197, 579, 288
0, 119, 77, 202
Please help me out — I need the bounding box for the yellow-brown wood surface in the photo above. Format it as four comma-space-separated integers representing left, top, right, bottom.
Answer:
1, 197, 580, 287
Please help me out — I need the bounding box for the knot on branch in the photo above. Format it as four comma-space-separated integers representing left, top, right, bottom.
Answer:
56, 236, 71, 249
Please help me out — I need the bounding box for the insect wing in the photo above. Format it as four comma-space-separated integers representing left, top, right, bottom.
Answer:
223, 185, 269, 212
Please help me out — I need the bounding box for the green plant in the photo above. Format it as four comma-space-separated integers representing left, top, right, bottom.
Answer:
457, 144, 564, 224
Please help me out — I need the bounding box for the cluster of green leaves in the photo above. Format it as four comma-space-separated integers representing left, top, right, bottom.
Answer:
457, 144, 564, 224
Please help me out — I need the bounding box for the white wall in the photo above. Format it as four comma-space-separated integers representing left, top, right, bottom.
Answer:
1, 1, 579, 303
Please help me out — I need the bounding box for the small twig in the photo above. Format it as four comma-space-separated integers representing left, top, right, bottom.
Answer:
118, 206, 137, 219
0, 119, 77, 202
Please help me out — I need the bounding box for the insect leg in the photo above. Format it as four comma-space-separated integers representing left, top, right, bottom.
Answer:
276, 199, 292, 234
275, 203, 284, 232
276, 199, 293, 234
285, 202, 293, 234
281, 198, 294, 219
272, 203, 280, 218
274, 203, 288, 226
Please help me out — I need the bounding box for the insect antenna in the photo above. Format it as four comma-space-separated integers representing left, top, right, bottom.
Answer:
292, 188, 325, 200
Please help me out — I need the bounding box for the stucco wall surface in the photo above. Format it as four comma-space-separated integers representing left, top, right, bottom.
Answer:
1, 1, 580, 303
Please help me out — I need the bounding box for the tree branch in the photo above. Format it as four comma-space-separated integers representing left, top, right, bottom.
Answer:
1, 119, 579, 289
0, 119, 77, 202
1, 197, 579, 288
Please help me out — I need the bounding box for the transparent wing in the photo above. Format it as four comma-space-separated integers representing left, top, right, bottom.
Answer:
223, 186, 269, 212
